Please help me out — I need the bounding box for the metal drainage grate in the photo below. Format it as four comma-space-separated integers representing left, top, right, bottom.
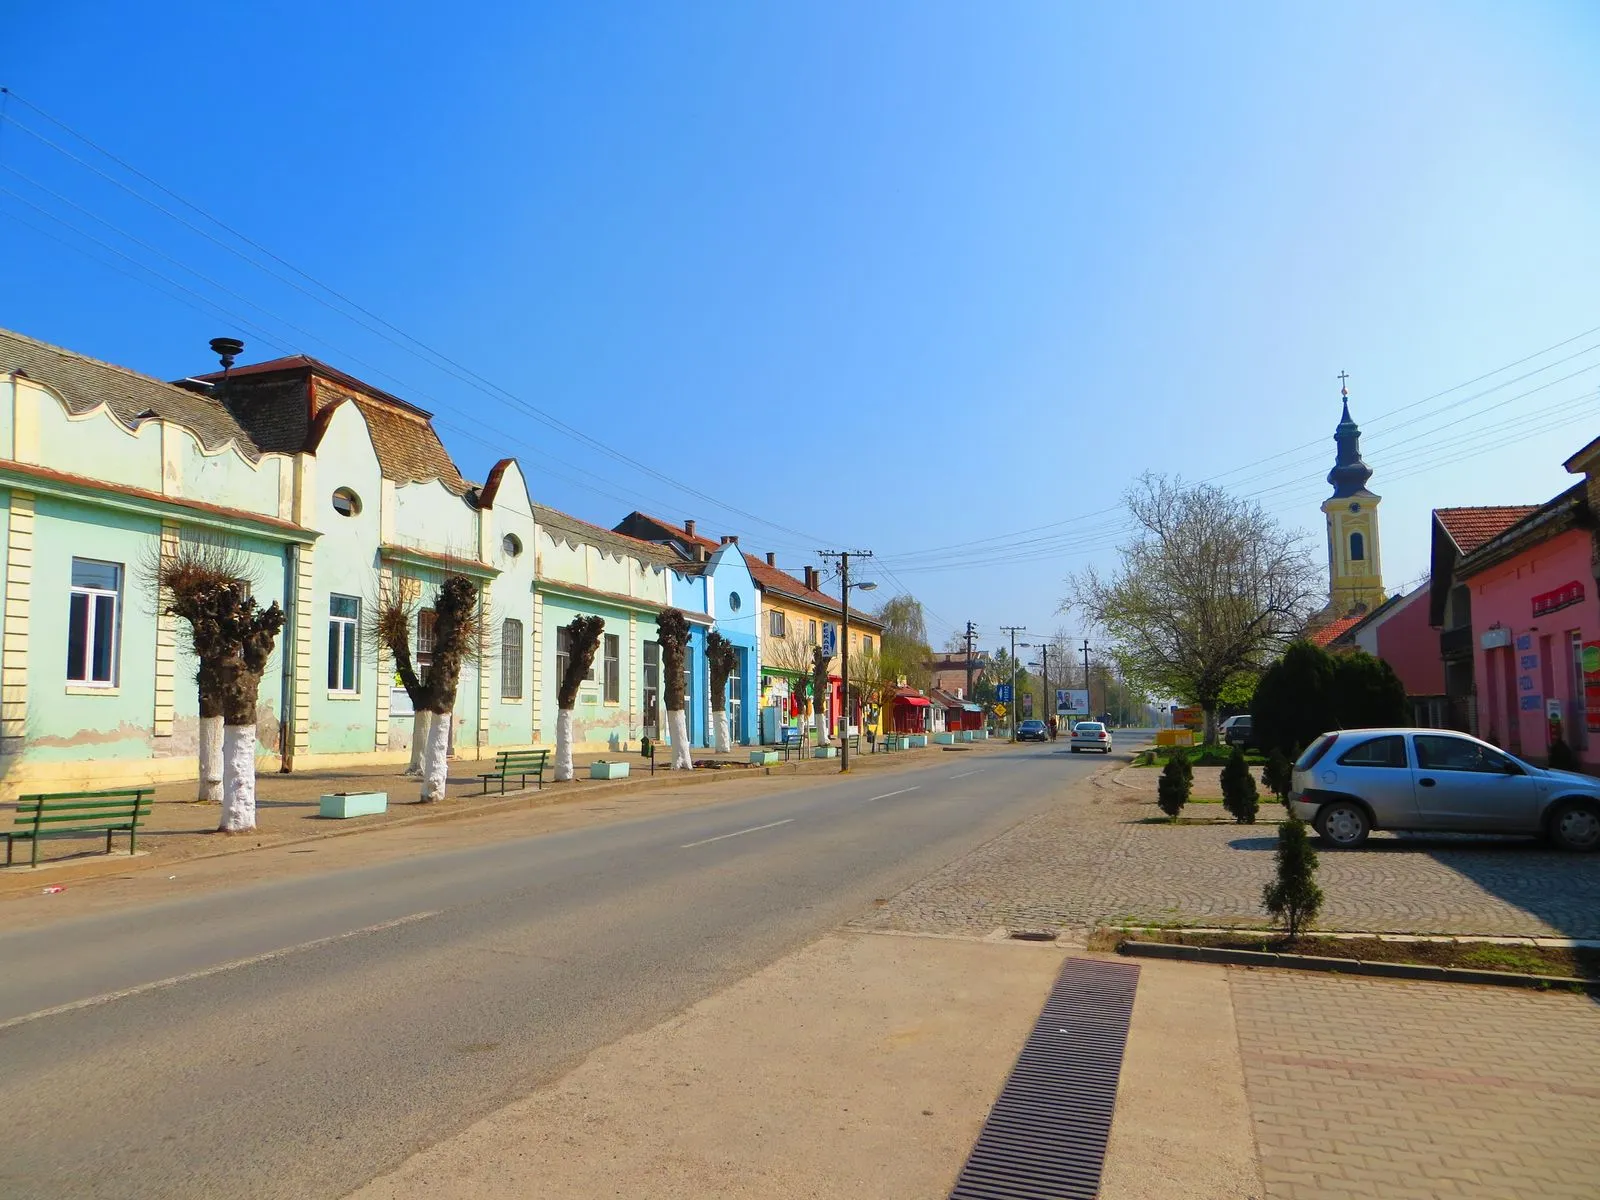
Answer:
949, 956, 1140, 1199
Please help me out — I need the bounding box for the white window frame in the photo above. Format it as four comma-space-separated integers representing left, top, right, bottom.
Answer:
769, 610, 786, 638
502, 618, 524, 700
603, 633, 621, 704
329, 594, 361, 694
67, 558, 122, 687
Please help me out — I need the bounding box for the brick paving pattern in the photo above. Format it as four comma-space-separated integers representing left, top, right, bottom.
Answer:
1231, 969, 1600, 1198
852, 762, 1600, 937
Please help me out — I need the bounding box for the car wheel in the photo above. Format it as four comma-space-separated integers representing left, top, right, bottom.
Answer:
1314, 800, 1370, 849
1549, 800, 1600, 853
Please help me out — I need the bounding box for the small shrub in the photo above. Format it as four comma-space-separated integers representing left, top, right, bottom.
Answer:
1548, 738, 1579, 772
1262, 817, 1323, 940
1157, 755, 1190, 820
1171, 746, 1194, 782
1220, 745, 1260, 824
1262, 747, 1294, 804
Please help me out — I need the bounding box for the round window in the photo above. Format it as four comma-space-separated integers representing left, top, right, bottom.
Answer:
503, 533, 523, 557
728, 591, 742, 612
1349, 502, 1361, 513
331, 487, 362, 517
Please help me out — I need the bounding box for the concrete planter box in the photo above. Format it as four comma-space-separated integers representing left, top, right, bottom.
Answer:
908, 735, 929, 748
319, 791, 388, 819
972, 730, 989, 741
590, 760, 630, 780
813, 746, 838, 759
888, 736, 911, 750
933, 732, 957, 744
750, 750, 782, 765
957, 730, 974, 742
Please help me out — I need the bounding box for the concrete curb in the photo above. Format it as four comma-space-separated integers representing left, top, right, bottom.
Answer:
1116, 939, 1599, 993
0, 738, 1020, 896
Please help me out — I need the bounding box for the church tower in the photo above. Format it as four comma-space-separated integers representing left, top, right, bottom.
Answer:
1317, 376, 1385, 623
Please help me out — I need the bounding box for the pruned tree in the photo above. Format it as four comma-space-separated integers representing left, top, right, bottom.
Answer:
155, 539, 285, 833
657, 608, 694, 769
1067, 474, 1320, 744
372, 578, 431, 778
152, 538, 251, 804
706, 631, 738, 753
765, 628, 817, 742
1262, 817, 1324, 940
413, 576, 480, 802
555, 614, 605, 780
811, 646, 832, 747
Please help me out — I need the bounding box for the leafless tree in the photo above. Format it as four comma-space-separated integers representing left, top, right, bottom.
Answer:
706, 631, 738, 753
554, 614, 604, 780
765, 628, 817, 742
657, 608, 694, 769
811, 646, 832, 747
1065, 473, 1320, 743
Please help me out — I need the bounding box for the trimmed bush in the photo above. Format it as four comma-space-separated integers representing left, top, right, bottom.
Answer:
1262, 817, 1323, 940
1171, 746, 1194, 783
1157, 754, 1190, 821
1262, 747, 1294, 804
1548, 738, 1579, 772
1220, 745, 1260, 824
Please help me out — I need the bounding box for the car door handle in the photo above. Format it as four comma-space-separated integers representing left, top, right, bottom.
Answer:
1418, 777, 1436, 787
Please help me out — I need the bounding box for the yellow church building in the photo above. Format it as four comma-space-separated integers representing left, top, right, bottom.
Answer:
1312, 379, 1386, 629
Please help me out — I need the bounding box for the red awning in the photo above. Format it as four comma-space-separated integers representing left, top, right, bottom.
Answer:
896, 695, 931, 707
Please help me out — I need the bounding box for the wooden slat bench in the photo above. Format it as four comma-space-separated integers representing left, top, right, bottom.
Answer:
479, 748, 551, 795
7, 788, 153, 868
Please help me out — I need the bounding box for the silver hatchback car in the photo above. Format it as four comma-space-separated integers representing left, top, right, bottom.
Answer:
1289, 728, 1600, 851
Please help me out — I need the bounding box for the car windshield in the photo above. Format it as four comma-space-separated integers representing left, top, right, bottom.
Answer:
1076, 723, 1103, 732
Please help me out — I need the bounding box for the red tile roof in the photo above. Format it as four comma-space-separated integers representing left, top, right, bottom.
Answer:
1434, 506, 1540, 555
742, 553, 883, 628
626, 512, 721, 553
1308, 614, 1365, 647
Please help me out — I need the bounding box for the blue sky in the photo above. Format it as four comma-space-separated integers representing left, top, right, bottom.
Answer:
4, 2, 1599, 656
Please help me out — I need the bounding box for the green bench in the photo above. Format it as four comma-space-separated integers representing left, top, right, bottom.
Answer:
479, 748, 551, 795
7, 788, 153, 868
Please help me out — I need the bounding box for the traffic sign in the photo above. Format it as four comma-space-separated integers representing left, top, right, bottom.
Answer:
995, 683, 1013, 703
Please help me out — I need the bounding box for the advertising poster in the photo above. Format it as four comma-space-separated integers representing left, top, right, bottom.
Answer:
1585, 641, 1600, 733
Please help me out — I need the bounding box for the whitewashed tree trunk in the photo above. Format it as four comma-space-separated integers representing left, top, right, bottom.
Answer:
668, 709, 694, 770
713, 709, 731, 754
198, 715, 223, 803
420, 709, 451, 803
405, 709, 433, 777
814, 700, 832, 747
219, 724, 257, 833
555, 708, 576, 781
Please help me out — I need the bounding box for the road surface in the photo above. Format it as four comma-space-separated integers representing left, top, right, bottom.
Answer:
0, 739, 1130, 1199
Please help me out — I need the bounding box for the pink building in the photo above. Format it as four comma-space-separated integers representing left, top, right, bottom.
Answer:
1457, 481, 1595, 768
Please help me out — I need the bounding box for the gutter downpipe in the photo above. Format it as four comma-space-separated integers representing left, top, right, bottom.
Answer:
279, 542, 299, 773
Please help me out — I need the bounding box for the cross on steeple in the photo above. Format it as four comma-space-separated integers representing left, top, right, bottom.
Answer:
1337, 370, 1350, 396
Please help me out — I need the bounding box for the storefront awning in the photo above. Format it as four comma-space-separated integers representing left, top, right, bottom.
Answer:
895, 695, 931, 707
961, 702, 983, 713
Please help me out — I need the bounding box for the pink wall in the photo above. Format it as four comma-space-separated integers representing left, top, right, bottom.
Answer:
1466, 527, 1597, 768
1374, 589, 1445, 696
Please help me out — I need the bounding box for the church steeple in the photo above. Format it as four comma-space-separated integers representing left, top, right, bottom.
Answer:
1313, 372, 1386, 626
1328, 376, 1372, 498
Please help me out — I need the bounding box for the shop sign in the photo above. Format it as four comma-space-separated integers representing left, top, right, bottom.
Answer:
1584, 641, 1600, 733
1532, 580, 1585, 617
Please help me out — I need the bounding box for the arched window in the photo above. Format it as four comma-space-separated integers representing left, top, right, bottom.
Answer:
1350, 531, 1365, 562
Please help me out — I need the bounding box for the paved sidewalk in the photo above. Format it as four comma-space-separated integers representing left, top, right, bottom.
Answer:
853, 758, 1600, 938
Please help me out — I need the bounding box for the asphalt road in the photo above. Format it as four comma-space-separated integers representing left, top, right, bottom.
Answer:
0, 738, 1129, 1199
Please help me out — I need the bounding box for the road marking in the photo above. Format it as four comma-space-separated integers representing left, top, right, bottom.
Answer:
948, 770, 982, 779
680, 819, 794, 848
868, 786, 921, 802
0, 909, 440, 1032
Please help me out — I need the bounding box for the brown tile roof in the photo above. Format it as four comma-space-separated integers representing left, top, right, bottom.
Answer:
195, 357, 470, 495
1308, 614, 1365, 647
534, 504, 679, 566
1434, 506, 1540, 555
742, 553, 884, 629
615, 511, 723, 555
2, 327, 260, 459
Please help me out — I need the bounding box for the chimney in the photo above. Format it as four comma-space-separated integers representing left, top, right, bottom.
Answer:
804, 566, 819, 591
720, 535, 732, 545
766, 552, 776, 567
684, 519, 696, 538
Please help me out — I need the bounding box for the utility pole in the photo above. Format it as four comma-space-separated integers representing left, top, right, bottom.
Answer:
1001, 625, 1025, 741
963, 620, 977, 698
1081, 639, 1092, 717
1038, 642, 1050, 728
819, 550, 873, 772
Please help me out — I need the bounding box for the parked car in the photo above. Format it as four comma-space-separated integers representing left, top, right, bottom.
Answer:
1222, 714, 1256, 749
1017, 719, 1049, 742
1289, 728, 1600, 851
1070, 721, 1113, 753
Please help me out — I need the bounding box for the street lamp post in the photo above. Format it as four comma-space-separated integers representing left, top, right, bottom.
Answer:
836, 554, 875, 773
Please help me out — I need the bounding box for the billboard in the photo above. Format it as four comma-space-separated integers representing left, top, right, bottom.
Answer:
1173, 706, 1204, 730
1057, 689, 1089, 717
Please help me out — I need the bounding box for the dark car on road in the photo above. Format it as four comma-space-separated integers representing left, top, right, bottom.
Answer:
1223, 714, 1256, 749
1017, 719, 1049, 742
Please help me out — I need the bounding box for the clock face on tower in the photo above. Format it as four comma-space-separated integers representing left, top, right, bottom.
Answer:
1349, 503, 1361, 513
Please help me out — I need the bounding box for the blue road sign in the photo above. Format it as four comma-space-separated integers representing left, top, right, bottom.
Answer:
995, 683, 1013, 703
